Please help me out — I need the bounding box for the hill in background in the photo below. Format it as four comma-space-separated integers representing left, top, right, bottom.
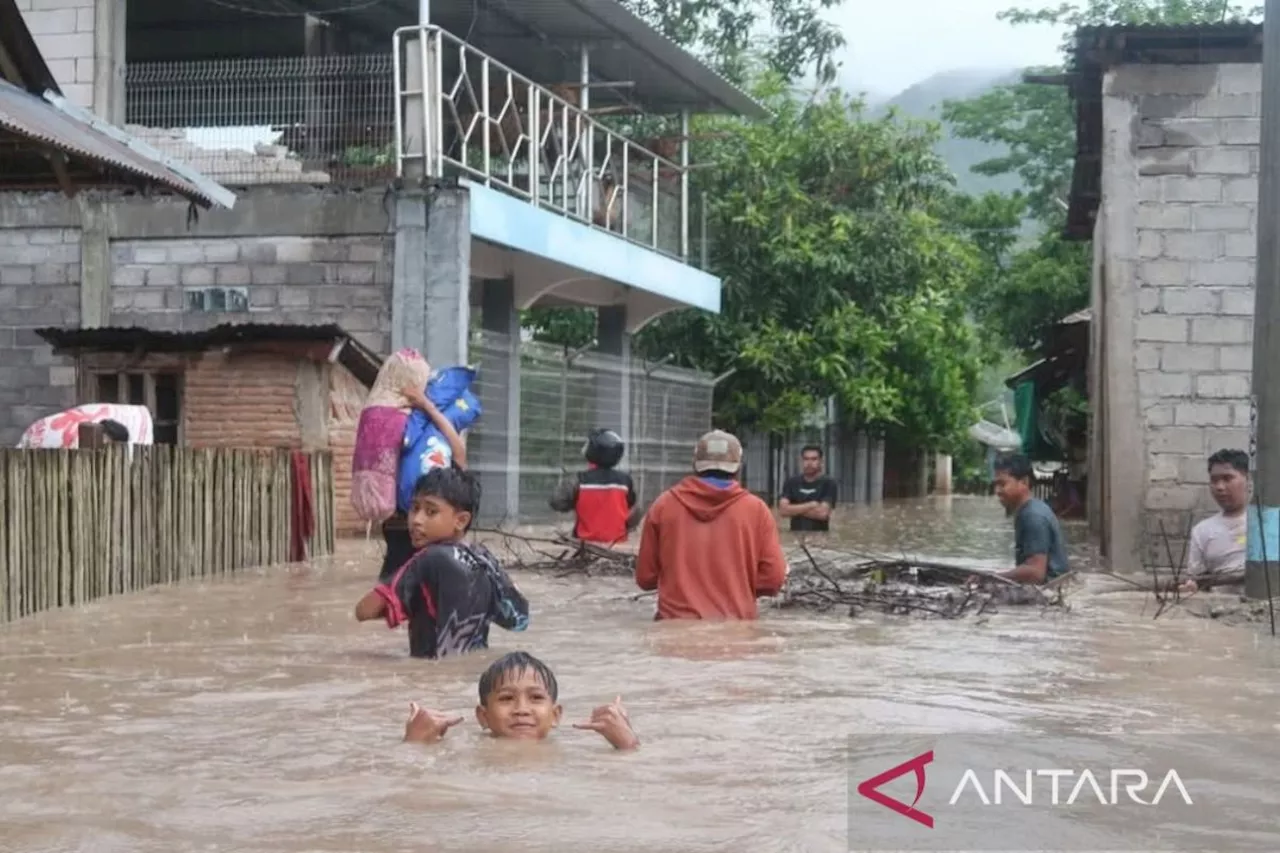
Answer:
858, 67, 1026, 198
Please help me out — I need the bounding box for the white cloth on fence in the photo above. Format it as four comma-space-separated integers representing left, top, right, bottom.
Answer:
16, 404, 155, 449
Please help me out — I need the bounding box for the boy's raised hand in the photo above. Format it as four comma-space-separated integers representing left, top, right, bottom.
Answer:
573, 696, 640, 751
403, 701, 464, 744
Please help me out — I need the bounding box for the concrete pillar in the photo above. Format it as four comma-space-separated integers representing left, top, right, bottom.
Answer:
869, 436, 885, 503
78, 197, 111, 328
480, 278, 521, 522
93, 0, 126, 124
934, 452, 953, 495
916, 448, 930, 497
595, 305, 631, 448
304, 15, 339, 162
391, 186, 471, 368
853, 431, 870, 504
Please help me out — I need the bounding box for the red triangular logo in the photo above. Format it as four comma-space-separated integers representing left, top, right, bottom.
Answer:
856, 750, 934, 828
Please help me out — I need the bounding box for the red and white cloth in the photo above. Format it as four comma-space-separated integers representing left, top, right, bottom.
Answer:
16, 404, 154, 449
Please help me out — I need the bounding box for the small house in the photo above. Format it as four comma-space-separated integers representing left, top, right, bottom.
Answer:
36, 322, 379, 535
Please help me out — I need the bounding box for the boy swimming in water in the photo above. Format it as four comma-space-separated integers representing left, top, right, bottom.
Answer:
402, 651, 640, 751
354, 467, 529, 658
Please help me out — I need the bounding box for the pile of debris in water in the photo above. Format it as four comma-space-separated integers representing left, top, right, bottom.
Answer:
775, 544, 1071, 620
477, 529, 636, 578
478, 529, 1070, 620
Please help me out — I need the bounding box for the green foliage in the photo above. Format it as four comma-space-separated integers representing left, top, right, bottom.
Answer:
636, 80, 987, 448
940, 0, 1258, 353
941, 81, 1075, 225
619, 0, 848, 83
1000, 0, 1261, 45
522, 306, 597, 349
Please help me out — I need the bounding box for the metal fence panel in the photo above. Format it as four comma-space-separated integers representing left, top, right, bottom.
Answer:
125, 55, 396, 187
469, 332, 713, 524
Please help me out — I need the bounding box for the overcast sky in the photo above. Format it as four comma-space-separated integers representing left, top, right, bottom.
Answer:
830, 0, 1066, 96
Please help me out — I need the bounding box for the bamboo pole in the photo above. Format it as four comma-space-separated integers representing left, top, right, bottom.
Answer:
1, 452, 11, 620
17, 453, 30, 616
55, 450, 68, 608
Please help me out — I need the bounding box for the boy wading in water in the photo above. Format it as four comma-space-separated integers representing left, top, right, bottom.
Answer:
354, 467, 529, 658
402, 651, 639, 751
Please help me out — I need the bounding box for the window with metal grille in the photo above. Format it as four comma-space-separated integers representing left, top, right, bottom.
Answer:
94, 371, 183, 446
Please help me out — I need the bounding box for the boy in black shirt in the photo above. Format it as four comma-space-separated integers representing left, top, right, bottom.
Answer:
354, 467, 529, 658
778, 445, 838, 532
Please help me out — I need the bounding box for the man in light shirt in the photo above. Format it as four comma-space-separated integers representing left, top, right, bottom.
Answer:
1179, 449, 1250, 594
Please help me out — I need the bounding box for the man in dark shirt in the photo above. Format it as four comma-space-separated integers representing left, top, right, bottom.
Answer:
778, 445, 838, 532
990, 453, 1070, 584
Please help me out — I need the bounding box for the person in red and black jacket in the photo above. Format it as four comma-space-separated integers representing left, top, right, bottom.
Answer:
355, 466, 528, 659
548, 429, 642, 546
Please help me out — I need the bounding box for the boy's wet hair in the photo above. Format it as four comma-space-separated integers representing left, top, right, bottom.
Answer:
478, 651, 558, 704
1208, 448, 1250, 475
413, 466, 481, 528
993, 453, 1034, 483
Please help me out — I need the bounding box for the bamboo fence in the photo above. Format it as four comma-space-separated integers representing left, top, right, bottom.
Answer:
0, 447, 335, 623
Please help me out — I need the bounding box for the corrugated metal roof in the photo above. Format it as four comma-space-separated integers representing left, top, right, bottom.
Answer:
294, 0, 765, 117
36, 323, 384, 387
0, 79, 235, 209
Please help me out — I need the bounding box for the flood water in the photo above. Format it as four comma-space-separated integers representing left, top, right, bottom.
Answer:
3, 495, 1280, 853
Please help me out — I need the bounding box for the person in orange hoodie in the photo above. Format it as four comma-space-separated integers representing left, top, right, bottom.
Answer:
635, 430, 789, 620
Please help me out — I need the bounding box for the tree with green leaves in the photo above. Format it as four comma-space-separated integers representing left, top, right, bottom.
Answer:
942, 0, 1261, 353
629, 79, 987, 449
620, 0, 848, 84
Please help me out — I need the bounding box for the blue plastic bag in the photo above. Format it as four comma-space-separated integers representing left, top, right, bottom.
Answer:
397, 366, 483, 512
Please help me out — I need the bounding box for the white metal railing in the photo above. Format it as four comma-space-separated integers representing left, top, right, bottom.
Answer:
393, 25, 689, 261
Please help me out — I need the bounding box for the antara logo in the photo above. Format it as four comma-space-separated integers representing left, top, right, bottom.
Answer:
856, 750, 1195, 829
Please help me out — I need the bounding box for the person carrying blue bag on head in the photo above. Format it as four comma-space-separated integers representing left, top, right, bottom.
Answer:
379, 365, 483, 583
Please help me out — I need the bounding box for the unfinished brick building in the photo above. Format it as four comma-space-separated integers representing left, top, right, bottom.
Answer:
35, 323, 379, 535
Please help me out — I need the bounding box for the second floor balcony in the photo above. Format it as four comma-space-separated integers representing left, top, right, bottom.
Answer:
122, 0, 765, 267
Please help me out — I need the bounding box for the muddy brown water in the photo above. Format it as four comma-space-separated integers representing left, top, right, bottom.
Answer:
2, 495, 1280, 853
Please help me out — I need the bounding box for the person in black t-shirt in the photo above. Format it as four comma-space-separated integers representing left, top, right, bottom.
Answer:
354, 467, 529, 659
778, 445, 837, 533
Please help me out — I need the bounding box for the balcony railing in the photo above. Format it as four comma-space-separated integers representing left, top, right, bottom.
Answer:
393, 25, 692, 261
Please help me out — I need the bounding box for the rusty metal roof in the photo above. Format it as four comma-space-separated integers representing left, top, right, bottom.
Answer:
35, 323, 384, 387
0, 0, 234, 208
0, 79, 234, 209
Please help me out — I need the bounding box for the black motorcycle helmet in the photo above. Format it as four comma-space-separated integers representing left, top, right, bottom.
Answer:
583, 428, 625, 468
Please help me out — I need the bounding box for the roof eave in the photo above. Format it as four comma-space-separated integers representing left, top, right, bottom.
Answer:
43, 92, 237, 210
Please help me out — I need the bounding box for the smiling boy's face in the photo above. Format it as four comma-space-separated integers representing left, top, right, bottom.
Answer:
475, 668, 562, 740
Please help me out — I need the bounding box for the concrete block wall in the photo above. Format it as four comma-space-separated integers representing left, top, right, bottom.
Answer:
17, 0, 97, 109
0, 227, 81, 440
109, 235, 392, 350
1112, 62, 1260, 566
0, 188, 392, 452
